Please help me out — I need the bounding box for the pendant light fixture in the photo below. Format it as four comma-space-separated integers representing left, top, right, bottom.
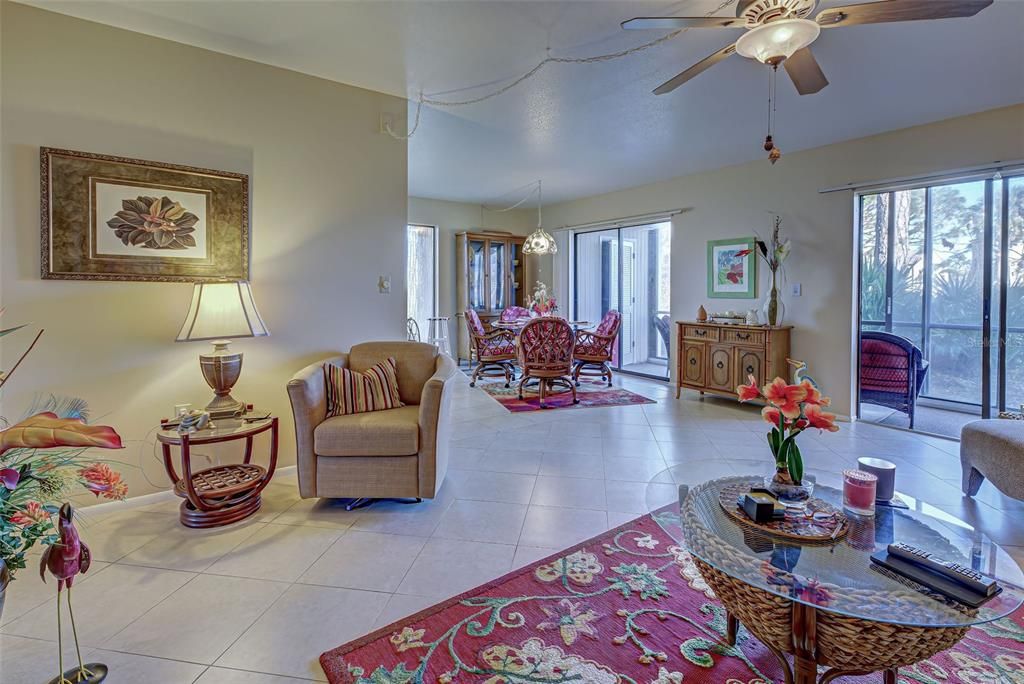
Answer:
522, 180, 557, 255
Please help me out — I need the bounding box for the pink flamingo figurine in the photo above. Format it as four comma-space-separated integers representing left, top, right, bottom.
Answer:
39, 503, 107, 684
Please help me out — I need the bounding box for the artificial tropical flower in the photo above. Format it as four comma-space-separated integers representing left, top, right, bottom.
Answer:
0, 412, 123, 456
9, 501, 49, 526
0, 467, 20, 489
79, 462, 128, 500
761, 406, 783, 426
734, 366, 837, 486
736, 374, 761, 402
762, 378, 807, 419
804, 404, 839, 432
800, 379, 830, 406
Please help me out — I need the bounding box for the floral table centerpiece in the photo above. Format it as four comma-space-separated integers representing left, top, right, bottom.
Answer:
736, 369, 838, 508
529, 281, 558, 317
0, 312, 125, 620
756, 216, 791, 327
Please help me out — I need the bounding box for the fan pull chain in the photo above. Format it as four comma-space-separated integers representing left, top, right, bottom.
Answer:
764, 65, 782, 165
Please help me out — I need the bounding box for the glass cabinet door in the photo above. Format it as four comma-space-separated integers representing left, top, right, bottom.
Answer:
467, 239, 487, 311
510, 242, 523, 307
489, 240, 506, 311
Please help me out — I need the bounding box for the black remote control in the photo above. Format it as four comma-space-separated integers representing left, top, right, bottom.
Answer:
887, 542, 998, 596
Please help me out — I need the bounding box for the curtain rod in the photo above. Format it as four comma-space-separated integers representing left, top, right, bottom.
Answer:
554, 208, 687, 233
819, 159, 1024, 194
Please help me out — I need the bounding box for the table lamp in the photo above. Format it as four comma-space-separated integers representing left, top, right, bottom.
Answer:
176, 280, 269, 418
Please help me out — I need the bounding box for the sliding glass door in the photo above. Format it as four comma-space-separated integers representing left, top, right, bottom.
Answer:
856, 171, 1024, 437
573, 222, 671, 380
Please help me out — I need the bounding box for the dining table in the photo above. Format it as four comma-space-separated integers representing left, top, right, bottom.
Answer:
492, 316, 592, 333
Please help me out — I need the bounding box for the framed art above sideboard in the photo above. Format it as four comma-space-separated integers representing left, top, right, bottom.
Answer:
707, 236, 757, 299
40, 147, 249, 282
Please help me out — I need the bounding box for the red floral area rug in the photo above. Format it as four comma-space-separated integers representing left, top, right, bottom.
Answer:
320, 511, 1024, 683
471, 375, 655, 412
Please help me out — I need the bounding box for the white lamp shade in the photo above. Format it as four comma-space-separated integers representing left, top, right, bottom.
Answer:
735, 18, 820, 65
176, 281, 269, 342
522, 227, 558, 255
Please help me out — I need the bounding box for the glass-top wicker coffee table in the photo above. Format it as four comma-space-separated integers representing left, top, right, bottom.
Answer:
645, 471, 1024, 684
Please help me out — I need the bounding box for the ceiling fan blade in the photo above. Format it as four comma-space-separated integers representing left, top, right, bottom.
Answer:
622, 16, 746, 30
654, 44, 737, 95
817, 0, 993, 27
784, 47, 829, 95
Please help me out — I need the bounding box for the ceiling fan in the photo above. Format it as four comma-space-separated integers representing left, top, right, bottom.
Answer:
623, 0, 994, 96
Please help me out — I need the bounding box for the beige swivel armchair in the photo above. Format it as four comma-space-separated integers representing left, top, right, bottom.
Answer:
286, 341, 459, 508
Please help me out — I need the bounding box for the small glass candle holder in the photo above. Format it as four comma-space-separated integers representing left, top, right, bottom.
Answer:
843, 469, 878, 517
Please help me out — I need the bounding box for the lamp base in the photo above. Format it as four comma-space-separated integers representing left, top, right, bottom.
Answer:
203, 393, 245, 419
200, 341, 245, 419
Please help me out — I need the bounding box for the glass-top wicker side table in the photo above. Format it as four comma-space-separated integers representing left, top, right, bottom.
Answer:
157, 416, 278, 528
647, 471, 1024, 684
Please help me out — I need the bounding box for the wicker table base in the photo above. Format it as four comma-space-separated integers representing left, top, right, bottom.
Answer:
160, 417, 279, 529
695, 559, 969, 684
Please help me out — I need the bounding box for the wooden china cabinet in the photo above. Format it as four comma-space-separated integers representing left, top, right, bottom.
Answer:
674, 321, 792, 399
455, 231, 533, 363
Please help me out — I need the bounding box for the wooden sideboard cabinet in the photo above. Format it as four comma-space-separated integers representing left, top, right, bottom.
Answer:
674, 321, 792, 399
455, 231, 533, 363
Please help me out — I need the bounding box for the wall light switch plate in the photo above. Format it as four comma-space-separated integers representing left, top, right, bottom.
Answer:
378, 275, 391, 294
791, 283, 802, 297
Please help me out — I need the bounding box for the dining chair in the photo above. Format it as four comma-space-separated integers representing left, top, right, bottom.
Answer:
573, 309, 621, 386
464, 308, 517, 387
517, 317, 578, 408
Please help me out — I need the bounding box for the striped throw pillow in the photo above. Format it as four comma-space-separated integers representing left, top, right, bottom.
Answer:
324, 357, 404, 417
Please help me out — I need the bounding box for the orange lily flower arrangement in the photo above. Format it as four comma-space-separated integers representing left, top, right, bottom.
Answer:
736, 373, 838, 486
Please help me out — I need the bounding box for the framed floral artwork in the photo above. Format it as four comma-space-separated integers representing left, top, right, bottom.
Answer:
41, 147, 249, 282
707, 237, 757, 299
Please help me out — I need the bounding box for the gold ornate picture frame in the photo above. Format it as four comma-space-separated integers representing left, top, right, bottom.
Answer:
41, 147, 249, 282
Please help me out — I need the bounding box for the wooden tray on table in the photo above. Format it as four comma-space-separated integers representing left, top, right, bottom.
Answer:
718, 482, 848, 543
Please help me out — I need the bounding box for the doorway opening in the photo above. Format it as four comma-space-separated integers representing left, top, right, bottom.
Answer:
572, 221, 672, 380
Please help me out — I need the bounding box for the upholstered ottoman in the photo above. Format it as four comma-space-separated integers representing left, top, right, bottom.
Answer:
960, 419, 1024, 500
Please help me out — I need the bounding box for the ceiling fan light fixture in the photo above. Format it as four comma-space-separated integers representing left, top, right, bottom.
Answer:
736, 18, 820, 65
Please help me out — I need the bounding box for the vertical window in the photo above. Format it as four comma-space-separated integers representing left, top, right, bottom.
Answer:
406, 224, 437, 341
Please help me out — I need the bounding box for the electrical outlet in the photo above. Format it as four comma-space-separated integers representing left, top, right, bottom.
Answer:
379, 113, 395, 134
791, 283, 802, 297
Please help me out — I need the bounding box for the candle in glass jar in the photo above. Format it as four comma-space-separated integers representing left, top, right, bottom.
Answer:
843, 469, 878, 516
857, 457, 896, 501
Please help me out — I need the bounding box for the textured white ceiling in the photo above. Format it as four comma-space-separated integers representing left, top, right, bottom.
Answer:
21, 0, 1024, 204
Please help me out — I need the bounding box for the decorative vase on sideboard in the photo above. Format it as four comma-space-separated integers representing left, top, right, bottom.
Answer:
762, 273, 785, 327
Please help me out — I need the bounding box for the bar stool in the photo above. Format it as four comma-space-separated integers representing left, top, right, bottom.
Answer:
406, 318, 421, 342
427, 316, 451, 356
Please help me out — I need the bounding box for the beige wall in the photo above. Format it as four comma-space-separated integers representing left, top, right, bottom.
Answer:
544, 105, 1024, 417
1, 3, 409, 502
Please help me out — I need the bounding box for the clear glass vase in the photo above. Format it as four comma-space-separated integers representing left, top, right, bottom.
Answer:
765, 470, 814, 511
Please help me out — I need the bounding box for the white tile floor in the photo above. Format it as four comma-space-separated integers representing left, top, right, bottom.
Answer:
3, 374, 1022, 683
